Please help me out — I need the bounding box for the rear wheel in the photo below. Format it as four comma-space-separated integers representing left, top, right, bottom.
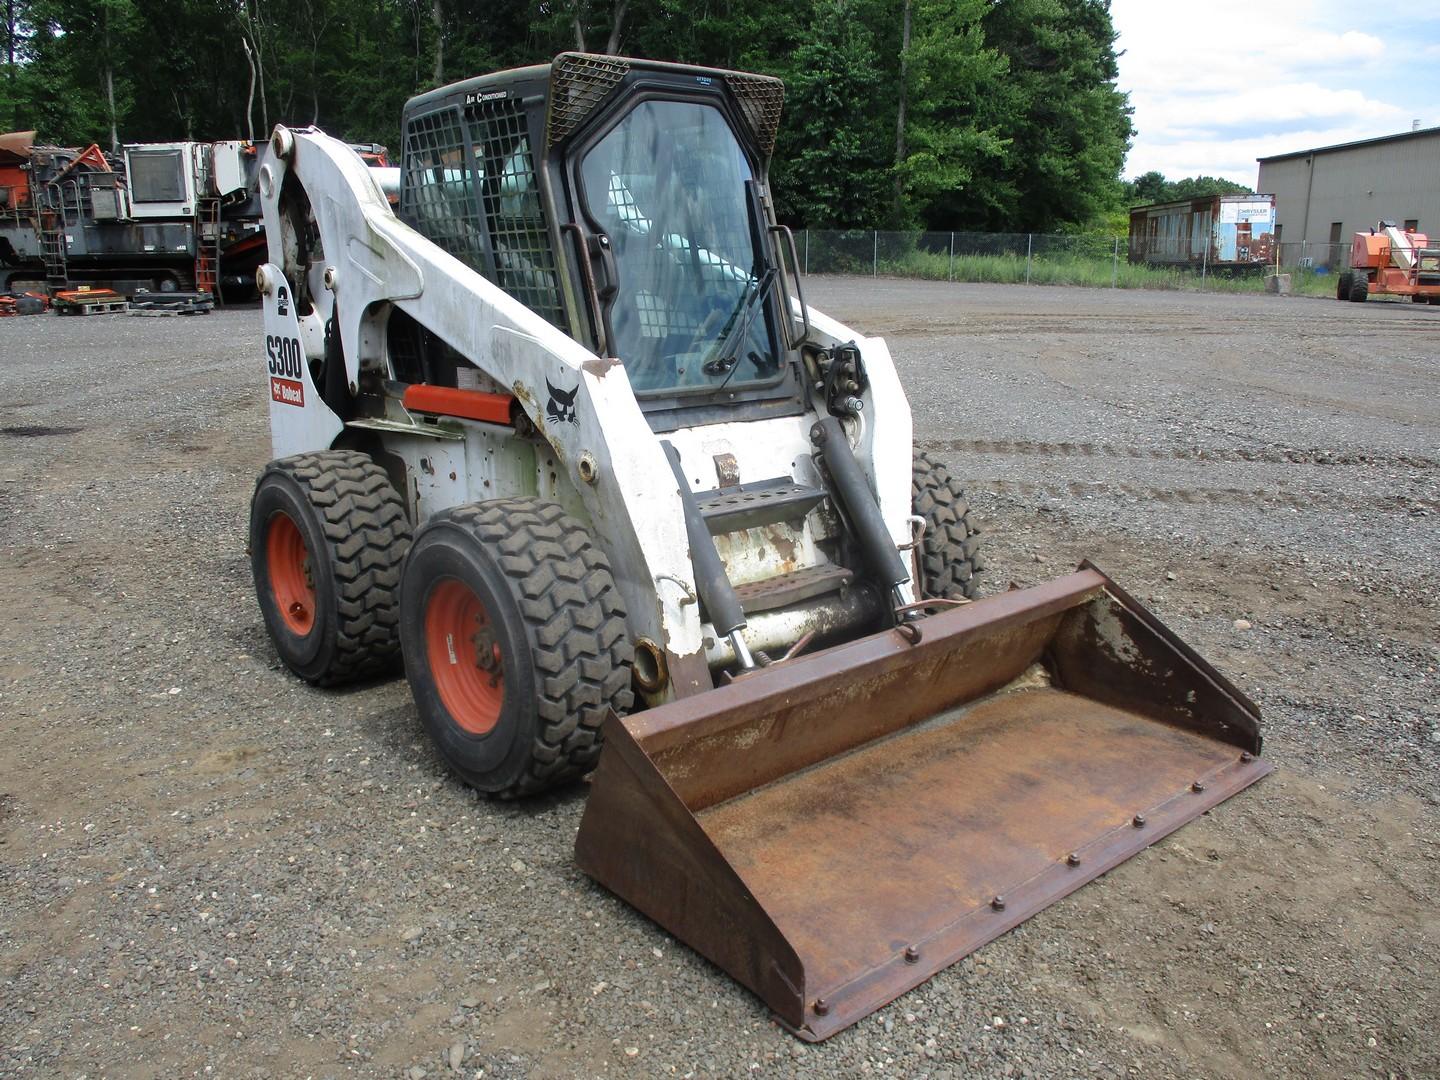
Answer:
1336, 271, 1353, 300
249, 450, 411, 685
911, 450, 984, 600
399, 498, 633, 797
1349, 273, 1370, 302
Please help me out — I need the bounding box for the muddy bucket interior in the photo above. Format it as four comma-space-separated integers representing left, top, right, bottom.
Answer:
575, 567, 1271, 1041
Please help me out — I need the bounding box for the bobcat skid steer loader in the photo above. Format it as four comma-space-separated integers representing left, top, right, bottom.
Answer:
248, 54, 1270, 1040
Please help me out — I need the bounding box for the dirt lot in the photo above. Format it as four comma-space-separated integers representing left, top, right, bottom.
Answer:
1, 280, 1437, 1079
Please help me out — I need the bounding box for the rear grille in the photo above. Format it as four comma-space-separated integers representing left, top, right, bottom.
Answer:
465, 99, 566, 327
399, 108, 487, 268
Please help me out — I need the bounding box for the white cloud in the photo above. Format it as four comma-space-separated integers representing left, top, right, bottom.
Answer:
1111, 0, 1439, 183
1137, 84, 1403, 132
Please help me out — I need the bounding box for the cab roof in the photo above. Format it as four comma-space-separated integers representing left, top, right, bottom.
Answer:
402, 54, 784, 158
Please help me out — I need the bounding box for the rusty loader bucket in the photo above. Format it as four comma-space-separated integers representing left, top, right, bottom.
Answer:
575, 566, 1271, 1040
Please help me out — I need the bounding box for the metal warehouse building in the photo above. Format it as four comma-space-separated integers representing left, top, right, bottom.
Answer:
1257, 126, 1440, 264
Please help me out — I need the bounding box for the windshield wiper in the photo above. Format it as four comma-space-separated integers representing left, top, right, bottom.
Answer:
702, 266, 776, 380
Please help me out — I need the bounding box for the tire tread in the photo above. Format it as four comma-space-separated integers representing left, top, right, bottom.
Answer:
259, 450, 411, 685
430, 498, 633, 797
911, 450, 985, 600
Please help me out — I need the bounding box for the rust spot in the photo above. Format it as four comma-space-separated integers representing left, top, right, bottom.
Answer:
772, 533, 798, 565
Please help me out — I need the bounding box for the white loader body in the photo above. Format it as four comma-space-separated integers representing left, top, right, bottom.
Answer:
257, 126, 914, 695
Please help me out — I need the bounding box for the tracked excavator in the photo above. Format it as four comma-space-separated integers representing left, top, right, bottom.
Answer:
248, 54, 1270, 1040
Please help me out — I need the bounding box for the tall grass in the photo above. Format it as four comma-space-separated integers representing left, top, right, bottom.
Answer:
866, 247, 1336, 296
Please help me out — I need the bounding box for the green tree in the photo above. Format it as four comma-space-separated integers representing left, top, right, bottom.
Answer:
12, 0, 140, 147
1123, 171, 1252, 206
1166, 174, 1251, 200
2, 0, 32, 130
1127, 169, 1167, 205
1, 0, 1137, 234
769, 0, 890, 227
964, 0, 1133, 231
893, 0, 1008, 228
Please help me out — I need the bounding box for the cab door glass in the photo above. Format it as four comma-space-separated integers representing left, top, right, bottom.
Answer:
578, 101, 781, 394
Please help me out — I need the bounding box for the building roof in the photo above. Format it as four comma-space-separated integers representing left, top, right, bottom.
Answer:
1128, 193, 1271, 215
1257, 125, 1440, 164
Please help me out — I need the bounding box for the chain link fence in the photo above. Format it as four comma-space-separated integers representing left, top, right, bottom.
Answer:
796, 230, 1351, 296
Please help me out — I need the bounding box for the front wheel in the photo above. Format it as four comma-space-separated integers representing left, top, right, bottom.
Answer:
911, 450, 984, 600
1349, 273, 1370, 302
399, 498, 634, 797
1336, 271, 1353, 301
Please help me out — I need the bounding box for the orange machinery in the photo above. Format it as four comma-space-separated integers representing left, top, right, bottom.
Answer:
0, 130, 37, 213
1338, 222, 1440, 304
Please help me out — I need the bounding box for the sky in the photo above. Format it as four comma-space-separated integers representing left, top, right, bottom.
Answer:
1110, 1, 1440, 187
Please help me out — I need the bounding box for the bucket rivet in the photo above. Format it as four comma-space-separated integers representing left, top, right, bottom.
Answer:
1132, 814, 1147, 828
990, 895, 1006, 911
813, 998, 830, 1016
904, 945, 921, 964
1192, 780, 1206, 793
1066, 852, 1081, 867
1240, 751, 1254, 763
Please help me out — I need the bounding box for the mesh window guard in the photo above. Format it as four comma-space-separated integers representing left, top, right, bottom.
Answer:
548, 53, 631, 146
723, 74, 785, 158
465, 99, 566, 329
400, 108, 487, 268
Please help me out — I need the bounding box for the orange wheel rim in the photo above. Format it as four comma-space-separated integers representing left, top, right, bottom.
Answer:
425, 578, 505, 735
266, 512, 315, 636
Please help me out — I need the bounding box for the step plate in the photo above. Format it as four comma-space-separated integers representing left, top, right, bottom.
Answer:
733, 564, 854, 614
695, 480, 827, 534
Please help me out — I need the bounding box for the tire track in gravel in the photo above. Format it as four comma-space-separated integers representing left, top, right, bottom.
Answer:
918, 437, 1440, 469
975, 478, 1439, 514
867, 311, 1440, 338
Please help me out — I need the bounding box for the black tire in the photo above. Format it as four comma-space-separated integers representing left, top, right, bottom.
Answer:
399, 498, 634, 798
1336, 271, 1353, 301
250, 450, 411, 685
911, 450, 984, 600
1349, 273, 1369, 302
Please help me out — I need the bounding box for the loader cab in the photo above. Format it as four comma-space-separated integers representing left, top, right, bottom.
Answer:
397, 54, 805, 431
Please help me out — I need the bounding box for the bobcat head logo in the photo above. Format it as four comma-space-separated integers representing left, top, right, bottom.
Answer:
546, 379, 579, 426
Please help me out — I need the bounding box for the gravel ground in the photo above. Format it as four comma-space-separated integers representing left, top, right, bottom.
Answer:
1, 280, 1436, 1079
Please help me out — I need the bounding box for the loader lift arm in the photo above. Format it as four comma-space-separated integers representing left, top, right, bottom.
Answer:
258, 124, 702, 672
